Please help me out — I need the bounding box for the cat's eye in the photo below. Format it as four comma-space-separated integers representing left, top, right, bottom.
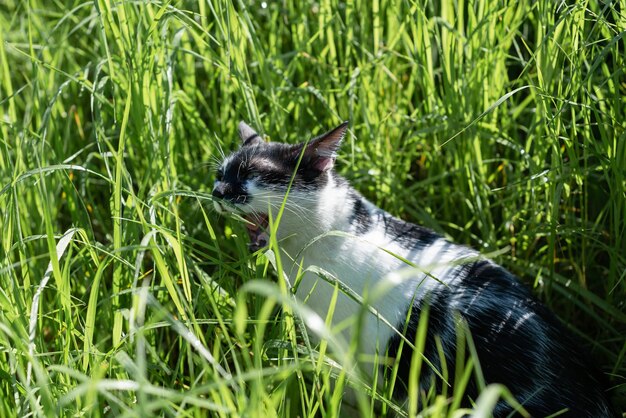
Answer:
215, 169, 224, 181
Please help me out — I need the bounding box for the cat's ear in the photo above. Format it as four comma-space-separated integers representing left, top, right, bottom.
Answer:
238, 121, 263, 147
301, 121, 349, 172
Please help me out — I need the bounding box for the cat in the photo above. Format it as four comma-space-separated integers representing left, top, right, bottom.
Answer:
212, 120, 616, 417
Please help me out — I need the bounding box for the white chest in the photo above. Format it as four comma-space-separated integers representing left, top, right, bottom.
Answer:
280, 229, 460, 358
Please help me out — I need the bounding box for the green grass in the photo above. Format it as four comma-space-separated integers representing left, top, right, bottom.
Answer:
1, 0, 625, 416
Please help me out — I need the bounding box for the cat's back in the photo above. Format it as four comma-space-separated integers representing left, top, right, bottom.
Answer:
401, 257, 616, 417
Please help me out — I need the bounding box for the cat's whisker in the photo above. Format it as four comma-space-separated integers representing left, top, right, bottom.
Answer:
247, 194, 317, 213
204, 161, 222, 172
259, 201, 316, 217
254, 201, 316, 226
250, 192, 319, 210
215, 142, 226, 161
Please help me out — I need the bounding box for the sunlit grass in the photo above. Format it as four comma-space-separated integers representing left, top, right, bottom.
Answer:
0, 0, 624, 416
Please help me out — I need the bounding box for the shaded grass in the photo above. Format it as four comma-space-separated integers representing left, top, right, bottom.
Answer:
0, 0, 625, 416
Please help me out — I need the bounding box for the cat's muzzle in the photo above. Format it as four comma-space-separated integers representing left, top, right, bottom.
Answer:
213, 192, 269, 251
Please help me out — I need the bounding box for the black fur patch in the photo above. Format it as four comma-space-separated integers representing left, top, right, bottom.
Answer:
378, 212, 439, 248
348, 192, 373, 234
385, 286, 455, 400
386, 261, 616, 417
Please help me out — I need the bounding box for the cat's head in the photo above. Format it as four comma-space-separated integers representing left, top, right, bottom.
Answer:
212, 120, 348, 247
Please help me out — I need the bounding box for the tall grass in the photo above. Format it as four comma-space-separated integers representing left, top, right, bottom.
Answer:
0, 0, 624, 416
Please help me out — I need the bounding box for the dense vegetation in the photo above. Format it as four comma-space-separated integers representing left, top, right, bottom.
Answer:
1, 0, 624, 416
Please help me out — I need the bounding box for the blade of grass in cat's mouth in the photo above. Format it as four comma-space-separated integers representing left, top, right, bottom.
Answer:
244, 213, 269, 250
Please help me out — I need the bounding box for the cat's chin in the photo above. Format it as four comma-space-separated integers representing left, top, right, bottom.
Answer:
244, 213, 269, 251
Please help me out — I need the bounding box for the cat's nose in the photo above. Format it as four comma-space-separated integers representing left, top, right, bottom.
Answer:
212, 183, 227, 199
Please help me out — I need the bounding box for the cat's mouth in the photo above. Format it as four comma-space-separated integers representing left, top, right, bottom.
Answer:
244, 213, 269, 251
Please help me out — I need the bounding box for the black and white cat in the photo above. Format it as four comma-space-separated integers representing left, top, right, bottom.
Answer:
212, 121, 616, 417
